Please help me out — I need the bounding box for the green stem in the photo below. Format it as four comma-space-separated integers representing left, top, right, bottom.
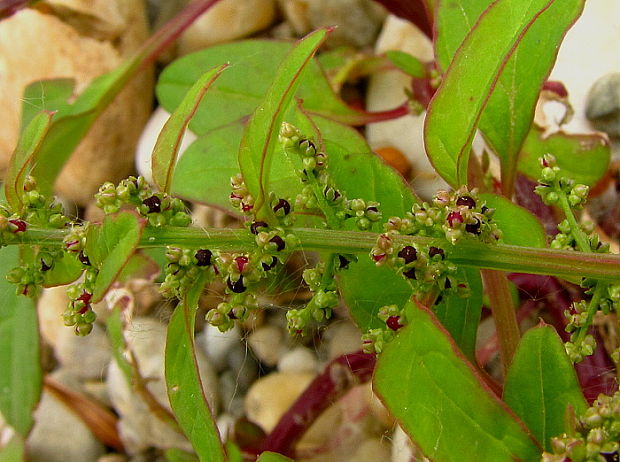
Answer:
10, 227, 620, 281
574, 283, 607, 345
556, 192, 590, 252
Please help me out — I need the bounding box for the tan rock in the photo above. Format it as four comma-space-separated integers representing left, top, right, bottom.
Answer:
324, 320, 363, 360
37, 286, 70, 348
245, 371, 315, 433
0, 3, 153, 205
177, 0, 276, 55
247, 324, 286, 367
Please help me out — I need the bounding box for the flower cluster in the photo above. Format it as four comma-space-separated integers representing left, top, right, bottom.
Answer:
361, 304, 408, 353
95, 176, 191, 227
535, 154, 590, 209
543, 391, 620, 462
63, 268, 98, 336
160, 247, 215, 299
229, 173, 255, 215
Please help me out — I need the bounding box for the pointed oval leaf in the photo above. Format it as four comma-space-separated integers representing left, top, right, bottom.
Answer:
239, 29, 329, 219
504, 325, 587, 451
0, 246, 41, 436
480, 193, 546, 248
152, 64, 227, 193
425, 0, 561, 188
374, 301, 541, 462
165, 273, 225, 462
257, 453, 293, 462
85, 212, 145, 302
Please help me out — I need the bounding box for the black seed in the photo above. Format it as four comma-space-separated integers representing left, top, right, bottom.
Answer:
40, 259, 52, 272
262, 257, 278, 271
403, 268, 417, 279
434, 295, 443, 305
227, 276, 246, 293
142, 195, 161, 213
366, 206, 379, 213
269, 236, 286, 251
273, 198, 291, 215
456, 196, 476, 209
602, 452, 619, 462
429, 246, 445, 259
398, 246, 417, 264
78, 251, 91, 266
465, 218, 481, 235
338, 255, 350, 269
481, 206, 489, 214
444, 278, 452, 289
227, 311, 238, 320
195, 249, 212, 266
250, 221, 268, 235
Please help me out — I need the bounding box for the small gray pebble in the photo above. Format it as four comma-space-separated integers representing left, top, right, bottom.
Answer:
586, 72, 620, 137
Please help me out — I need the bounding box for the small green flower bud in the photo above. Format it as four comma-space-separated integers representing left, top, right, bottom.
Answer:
541, 167, 557, 182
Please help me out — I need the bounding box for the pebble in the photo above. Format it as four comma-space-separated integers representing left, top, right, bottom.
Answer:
177, 0, 276, 56
352, 438, 392, 462
323, 321, 363, 360
0, 4, 153, 205
226, 342, 259, 393
391, 425, 416, 462
245, 372, 316, 433
37, 286, 70, 349
55, 323, 112, 380
27, 391, 105, 462
277, 346, 318, 374
586, 73, 620, 137
365, 15, 448, 200
247, 324, 286, 367
198, 323, 242, 372
106, 317, 219, 453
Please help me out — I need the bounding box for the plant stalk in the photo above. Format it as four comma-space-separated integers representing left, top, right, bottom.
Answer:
11, 226, 620, 281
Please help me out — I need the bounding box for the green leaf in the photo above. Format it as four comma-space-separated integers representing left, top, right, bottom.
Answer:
106, 307, 133, 383
85, 212, 145, 303
257, 452, 294, 462
518, 126, 610, 187
4, 112, 54, 211
156, 40, 366, 136
0, 246, 42, 436
480, 193, 546, 248
504, 325, 587, 451
165, 272, 225, 462
374, 302, 541, 462
433, 267, 482, 361
152, 64, 227, 193
0, 434, 25, 462
434, 0, 585, 194
41, 253, 84, 287
239, 29, 329, 219
386, 50, 426, 78
164, 448, 199, 462
425, 0, 566, 188
20, 78, 74, 132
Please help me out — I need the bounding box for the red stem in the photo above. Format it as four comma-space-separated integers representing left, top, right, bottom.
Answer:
259, 352, 376, 458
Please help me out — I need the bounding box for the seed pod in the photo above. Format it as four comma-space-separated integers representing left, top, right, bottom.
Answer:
227, 276, 246, 293
446, 211, 464, 227
428, 246, 445, 259
397, 246, 417, 264
269, 235, 286, 252
465, 218, 481, 235
456, 196, 476, 209
386, 315, 403, 331
250, 221, 268, 235
142, 195, 162, 213
195, 249, 213, 267
273, 198, 291, 216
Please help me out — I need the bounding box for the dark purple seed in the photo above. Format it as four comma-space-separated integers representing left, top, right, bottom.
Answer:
602, 452, 619, 462
227, 311, 238, 320
465, 218, 481, 235
456, 196, 476, 209
386, 316, 403, 331
195, 249, 212, 266
403, 268, 417, 279
40, 259, 52, 272
481, 206, 489, 214
269, 235, 285, 251
273, 199, 291, 215
250, 221, 268, 235
444, 278, 452, 289
227, 276, 246, 293
9, 219, 27, 233
78, 251, 91, 266
428, 246, 445, 259
397, 246, 417, 264
434, 295, 443, 305
262, 257, 278, 271
338, 255, 350, 269
142, 195, 161, 213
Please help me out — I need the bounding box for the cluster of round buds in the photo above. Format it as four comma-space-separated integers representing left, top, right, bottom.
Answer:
19, 177, 67, 229
63, 225, 88, 254
338, 198, 382, 231
96, 176, 191, 227
254, 228, 297, 255
206, 293, 256, 332
551, 220, 611, 253
230, 174, 254, 215
63, 270, 98, 336
5, 263, 44, 297
564, 334, 597, 363
279, 122, 327, 174
361, 304, 408, 353
270, 196, 293, 221
440, 189, 501, 244
535, 154, 590, 209
543, 391, 620, 462
216, 252, 265, 296
285, 288, 339, 335
160, 247, 214, 299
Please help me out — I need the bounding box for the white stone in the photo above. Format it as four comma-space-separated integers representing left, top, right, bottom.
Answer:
37, 286, 70, 349
365, 15, 448, 200
106, 317, 219, 453
55, 323, 112, 380
27, 391, 105, 462
277, 346, 318, 374
135, 106, 197, 184
197, 323, 241, 372
247, 324, 286, 367
324, 321, 363, 360
177, 0, 276, 56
